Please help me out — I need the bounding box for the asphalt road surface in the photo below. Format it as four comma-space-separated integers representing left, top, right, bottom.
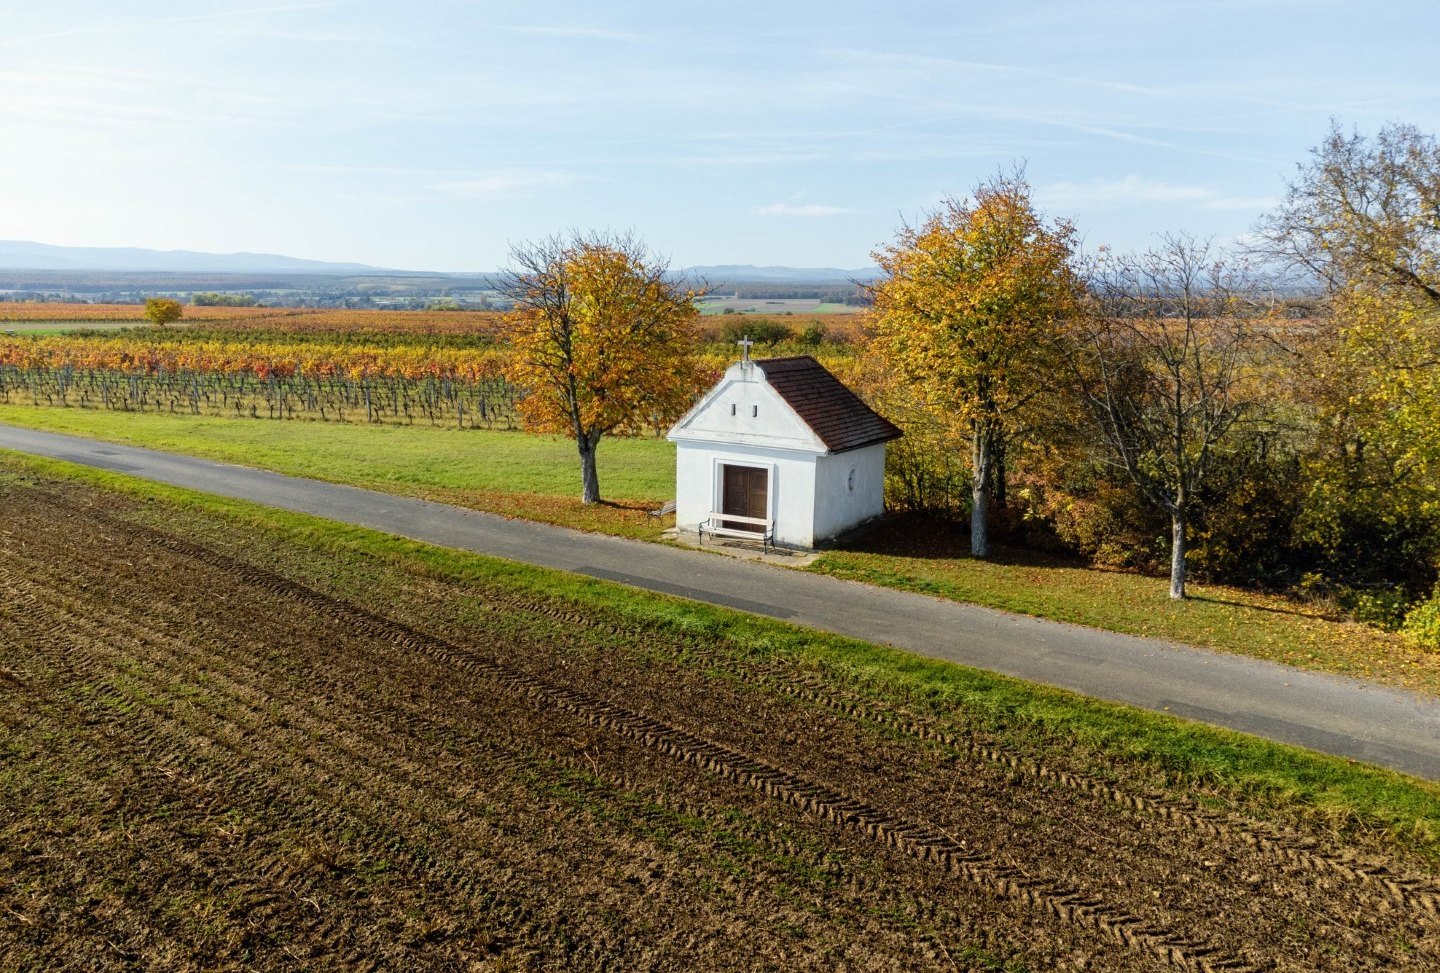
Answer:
3, 422, 1438, 780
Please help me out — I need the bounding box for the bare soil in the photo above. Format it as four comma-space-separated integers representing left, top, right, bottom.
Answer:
1, 475, 1437, 972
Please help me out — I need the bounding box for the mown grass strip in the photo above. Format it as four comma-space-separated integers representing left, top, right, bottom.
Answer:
811, 547, 1440, 696
0, 404, 675, 538
4, 447, 1439, 868
1, 404, 1430, 696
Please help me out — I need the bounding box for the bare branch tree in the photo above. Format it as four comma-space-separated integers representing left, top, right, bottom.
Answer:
1068, 235, 1276, 599
1255, 122, 1440, 309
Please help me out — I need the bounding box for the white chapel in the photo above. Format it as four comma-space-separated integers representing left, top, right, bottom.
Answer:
667, 345, 902, 550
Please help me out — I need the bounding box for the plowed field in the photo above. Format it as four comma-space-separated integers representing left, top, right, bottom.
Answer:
1, 473, 1437, 972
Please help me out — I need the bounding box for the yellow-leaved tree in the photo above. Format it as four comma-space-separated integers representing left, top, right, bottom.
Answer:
870, 172, 1082, 557
144, 297, 184, 327
1256, 123, 1440, 633
499, 232, 703, 504
1258, 123, 1440, 520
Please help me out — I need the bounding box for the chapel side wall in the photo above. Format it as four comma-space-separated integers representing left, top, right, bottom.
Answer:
812, 444, 888, 543
675, 443, 714, 535
674, 441, 818, 548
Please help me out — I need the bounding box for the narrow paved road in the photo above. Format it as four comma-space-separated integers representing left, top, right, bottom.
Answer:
4, 423, 1439, 780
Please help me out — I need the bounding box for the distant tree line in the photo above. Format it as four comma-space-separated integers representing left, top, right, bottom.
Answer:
192, 292, 259, 307
721, 284, 871, 304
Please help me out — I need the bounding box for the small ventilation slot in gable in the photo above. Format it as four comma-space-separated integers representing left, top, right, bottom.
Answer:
752, 405, 758, 417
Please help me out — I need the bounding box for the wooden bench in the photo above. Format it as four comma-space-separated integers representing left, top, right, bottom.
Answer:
647, 499, 677, 519
698, 513, 774, 552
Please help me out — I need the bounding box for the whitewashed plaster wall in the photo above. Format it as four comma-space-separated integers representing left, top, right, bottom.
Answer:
669, 359, 891, 550
674, 441, 818, 549
812, 443, 887, 542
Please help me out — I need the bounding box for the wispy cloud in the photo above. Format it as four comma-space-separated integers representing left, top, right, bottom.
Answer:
753, 203, 852, 217
823, 46, 1172, 100
0, 0, 361, 48
497, 25, 649, 42
433, 170, 593, 200
1037, 176, 1275, 213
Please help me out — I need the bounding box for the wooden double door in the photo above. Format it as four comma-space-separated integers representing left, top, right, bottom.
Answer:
721, 464, 769, 532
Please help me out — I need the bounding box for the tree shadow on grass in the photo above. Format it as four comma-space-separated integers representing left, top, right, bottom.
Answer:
594, 499, 663, 514
1185, 593, 1339, 622
830, 511, 1093, 570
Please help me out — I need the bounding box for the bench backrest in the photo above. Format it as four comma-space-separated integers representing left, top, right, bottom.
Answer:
706, 512, 772, 528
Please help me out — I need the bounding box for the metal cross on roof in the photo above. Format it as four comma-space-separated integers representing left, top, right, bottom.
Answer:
737, 335, 754, 362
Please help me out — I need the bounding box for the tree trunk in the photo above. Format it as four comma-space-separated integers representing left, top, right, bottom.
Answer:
577, 431, 602, 504
990, 433, 1007, 511
970, 424, 991, 559
1169, 506, 1187, 600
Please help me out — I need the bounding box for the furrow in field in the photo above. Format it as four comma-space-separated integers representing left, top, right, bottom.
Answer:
15, 481, 1437, 970
386, 571, 1430, 968
0, 595, 591, 967
468, 577, 1440, 918
70, 507, 1256, 973
0, 538, 1071, 967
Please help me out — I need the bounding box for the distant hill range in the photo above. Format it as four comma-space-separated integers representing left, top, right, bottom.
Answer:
0, 240, 392, 275
0, 242, 879, 284
684, 265, 880, 284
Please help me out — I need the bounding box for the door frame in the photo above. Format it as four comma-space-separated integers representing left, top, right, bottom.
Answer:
712, 458, 776, 527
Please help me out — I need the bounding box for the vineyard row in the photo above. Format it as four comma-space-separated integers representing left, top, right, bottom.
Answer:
0, 365, 524, 430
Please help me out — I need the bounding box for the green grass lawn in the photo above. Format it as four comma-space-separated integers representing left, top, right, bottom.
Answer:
815, 517, 1440, 697
5, 448, 1439, 867
0, 401, 1434, 695
0, 404, 676, 538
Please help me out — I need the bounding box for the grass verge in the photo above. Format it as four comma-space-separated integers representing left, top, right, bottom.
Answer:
814, 517, 1440, 696
0, 403, 1433, 695
4, 446, 1439, 869
0, 403, 675, 538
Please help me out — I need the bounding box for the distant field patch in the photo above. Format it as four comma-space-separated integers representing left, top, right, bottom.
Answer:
699, 297, 860, 315
0, 303, 505, 334
0, 302, 291, 322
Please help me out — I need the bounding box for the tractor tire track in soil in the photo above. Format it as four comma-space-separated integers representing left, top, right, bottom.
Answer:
7, 492, 1233, 972
3, 491, 1108, 970
6, 550, 976, 966
4, 578, 971, 971
3, 478, 1437, 971
5, 565, 1004, 971
466, 579, 1440, 918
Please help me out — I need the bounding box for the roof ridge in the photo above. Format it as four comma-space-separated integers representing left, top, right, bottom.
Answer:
753, 356, 901, 454
752, 354, 817, 366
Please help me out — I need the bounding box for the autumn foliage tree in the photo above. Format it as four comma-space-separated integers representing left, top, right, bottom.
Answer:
1067, 236, 1276, 600
144, 297, 183, 327
869, 172, 1082, 557
1257, 122, 1440, 310
498, 232, 702, 504
1257, 122, 1440, 533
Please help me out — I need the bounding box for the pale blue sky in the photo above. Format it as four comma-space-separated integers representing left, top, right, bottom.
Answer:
2, 1, 1436, 271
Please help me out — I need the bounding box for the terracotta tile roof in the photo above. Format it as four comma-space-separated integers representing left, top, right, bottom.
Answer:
755, 356, 902, 454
